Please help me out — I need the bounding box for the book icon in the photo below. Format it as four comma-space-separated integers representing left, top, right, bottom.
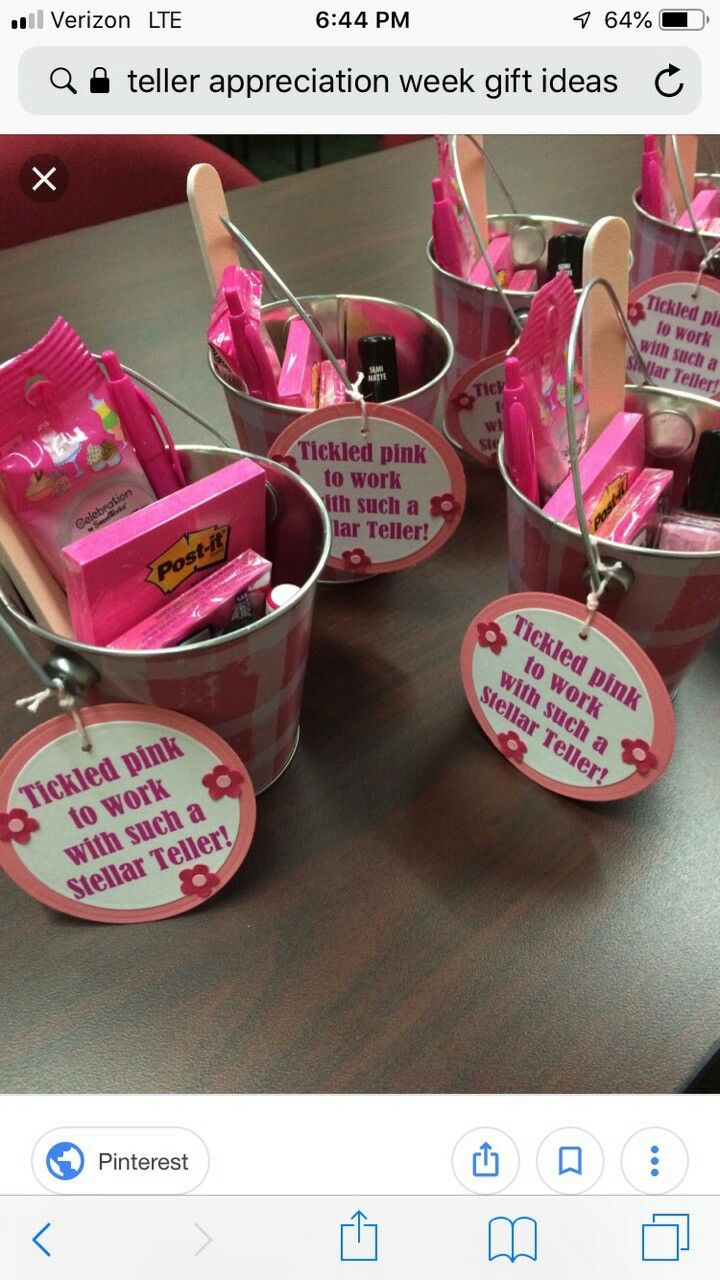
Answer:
488, 1215, 538, 1263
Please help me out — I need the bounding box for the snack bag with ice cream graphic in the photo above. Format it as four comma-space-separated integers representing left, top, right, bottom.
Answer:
515, 273, 589, 500
0, 318, 155, 584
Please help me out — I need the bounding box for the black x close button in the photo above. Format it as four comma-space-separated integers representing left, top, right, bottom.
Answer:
19, 153, 70, 203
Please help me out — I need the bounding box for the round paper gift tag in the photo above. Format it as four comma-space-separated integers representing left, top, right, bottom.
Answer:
444, 350, 507, 465
627, 272, 720, 400
461, 593, 675, 802
0, 704, 256, 923
269, 402, 467, 574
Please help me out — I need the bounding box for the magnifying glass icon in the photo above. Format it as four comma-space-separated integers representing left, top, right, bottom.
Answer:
50, 67, 77, 95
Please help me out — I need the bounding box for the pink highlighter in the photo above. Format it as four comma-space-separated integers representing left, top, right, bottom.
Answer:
640, 135, 675, 221
225, 286, 279, 402
102, 351, 184, 499
277, 316, 321, 408
432, 177, 465, 278
502, 357, 539, 505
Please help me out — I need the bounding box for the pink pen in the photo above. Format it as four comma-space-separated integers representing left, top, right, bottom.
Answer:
101, 351, 184, 498
432, 177, 465, 278
502, 357, 539, 505
225, 286, 279, 402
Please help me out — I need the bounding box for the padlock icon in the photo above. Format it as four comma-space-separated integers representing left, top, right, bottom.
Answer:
89, 66, 110, 94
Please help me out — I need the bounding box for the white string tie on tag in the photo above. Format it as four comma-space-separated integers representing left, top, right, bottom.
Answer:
347, 371, 370, 436
16, 680, 91, 752
579, 556, 624, 639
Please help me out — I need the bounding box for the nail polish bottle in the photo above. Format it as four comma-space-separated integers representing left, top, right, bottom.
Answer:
358, 334, 399, 403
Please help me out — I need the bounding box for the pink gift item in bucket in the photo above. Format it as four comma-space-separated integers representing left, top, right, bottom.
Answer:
210, 293, 453, 456
632, 135, 720, 284
0, 440, 332, 795
499, 279, 720, 694
429, 211, 589, 389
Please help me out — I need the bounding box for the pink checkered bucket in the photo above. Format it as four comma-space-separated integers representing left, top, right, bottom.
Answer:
632, 136, 719, 285
632, 174, 720, 285
0, 444, 332, 794
499, 280, 720, 694
429, 214, 591, 389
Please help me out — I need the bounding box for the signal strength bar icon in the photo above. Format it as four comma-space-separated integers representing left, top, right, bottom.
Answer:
11, 8, 44, 28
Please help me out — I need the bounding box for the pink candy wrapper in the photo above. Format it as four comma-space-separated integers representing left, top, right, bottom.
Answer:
110, 549, 271, 650
314, 358, 348, 407
0, 318, 155, 584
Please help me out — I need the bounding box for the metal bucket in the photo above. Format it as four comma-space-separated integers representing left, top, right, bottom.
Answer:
429, 214, 591, 388
210, 293, 454, 455
0, 446, 332, 794
632, 174, 720, 285
500, 385, 720, 693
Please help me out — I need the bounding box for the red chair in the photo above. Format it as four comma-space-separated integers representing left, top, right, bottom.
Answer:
0, 135, 258, 250
379, 135, 430, 149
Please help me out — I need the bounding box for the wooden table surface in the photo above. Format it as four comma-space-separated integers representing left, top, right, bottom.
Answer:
0, 136, 718, 1094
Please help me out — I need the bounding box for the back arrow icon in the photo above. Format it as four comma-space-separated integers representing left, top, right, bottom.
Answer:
194, 1223, 212, 1256
32, 1223, 52, 1257
655, 63, 684, 97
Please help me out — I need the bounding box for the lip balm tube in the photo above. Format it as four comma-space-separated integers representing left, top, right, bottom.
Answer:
358, 334, 399, 403
266, 583, 301, 613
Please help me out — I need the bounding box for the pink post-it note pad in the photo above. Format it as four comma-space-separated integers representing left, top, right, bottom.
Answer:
63, 457, 266, 646
543, 412, 645, 531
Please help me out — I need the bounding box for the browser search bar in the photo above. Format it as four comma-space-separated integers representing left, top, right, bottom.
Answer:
19, 46, 701, 115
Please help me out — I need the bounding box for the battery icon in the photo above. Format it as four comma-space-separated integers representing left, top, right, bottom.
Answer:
659, 9, 707, 27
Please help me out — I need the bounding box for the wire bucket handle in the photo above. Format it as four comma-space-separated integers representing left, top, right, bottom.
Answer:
448, 134, 526, 336
668, 134, 720, 260
564, 276, 657, 596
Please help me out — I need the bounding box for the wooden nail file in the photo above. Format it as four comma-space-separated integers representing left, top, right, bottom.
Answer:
666, 134, 698, 219
456, 134, 489, 243
582, 216, 631, 445
0, 493, 74, 638
187, 163, 238, 294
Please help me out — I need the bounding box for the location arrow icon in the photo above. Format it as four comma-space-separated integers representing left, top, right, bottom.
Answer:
574, 10, 591, 28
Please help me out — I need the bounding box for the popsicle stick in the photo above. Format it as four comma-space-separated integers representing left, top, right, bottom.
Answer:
455, 135, 488, 242
187, 163, 238, 293
0, 493, 73, 638
666, 135, 698, 217
582, 216, 631, 444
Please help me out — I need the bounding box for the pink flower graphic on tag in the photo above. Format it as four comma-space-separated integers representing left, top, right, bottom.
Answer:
620, 737, 657, 774
628, 300, 646, 326
476, 620, 507, 655
497, 731, 527, 764
273, 454, 299, 473
342, 547, 372, 572
430, 492, 461, 522
202, 763, 243, 799
0, 808, 39, 845
179, 864, 220, 900
452, 391, 475, 412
